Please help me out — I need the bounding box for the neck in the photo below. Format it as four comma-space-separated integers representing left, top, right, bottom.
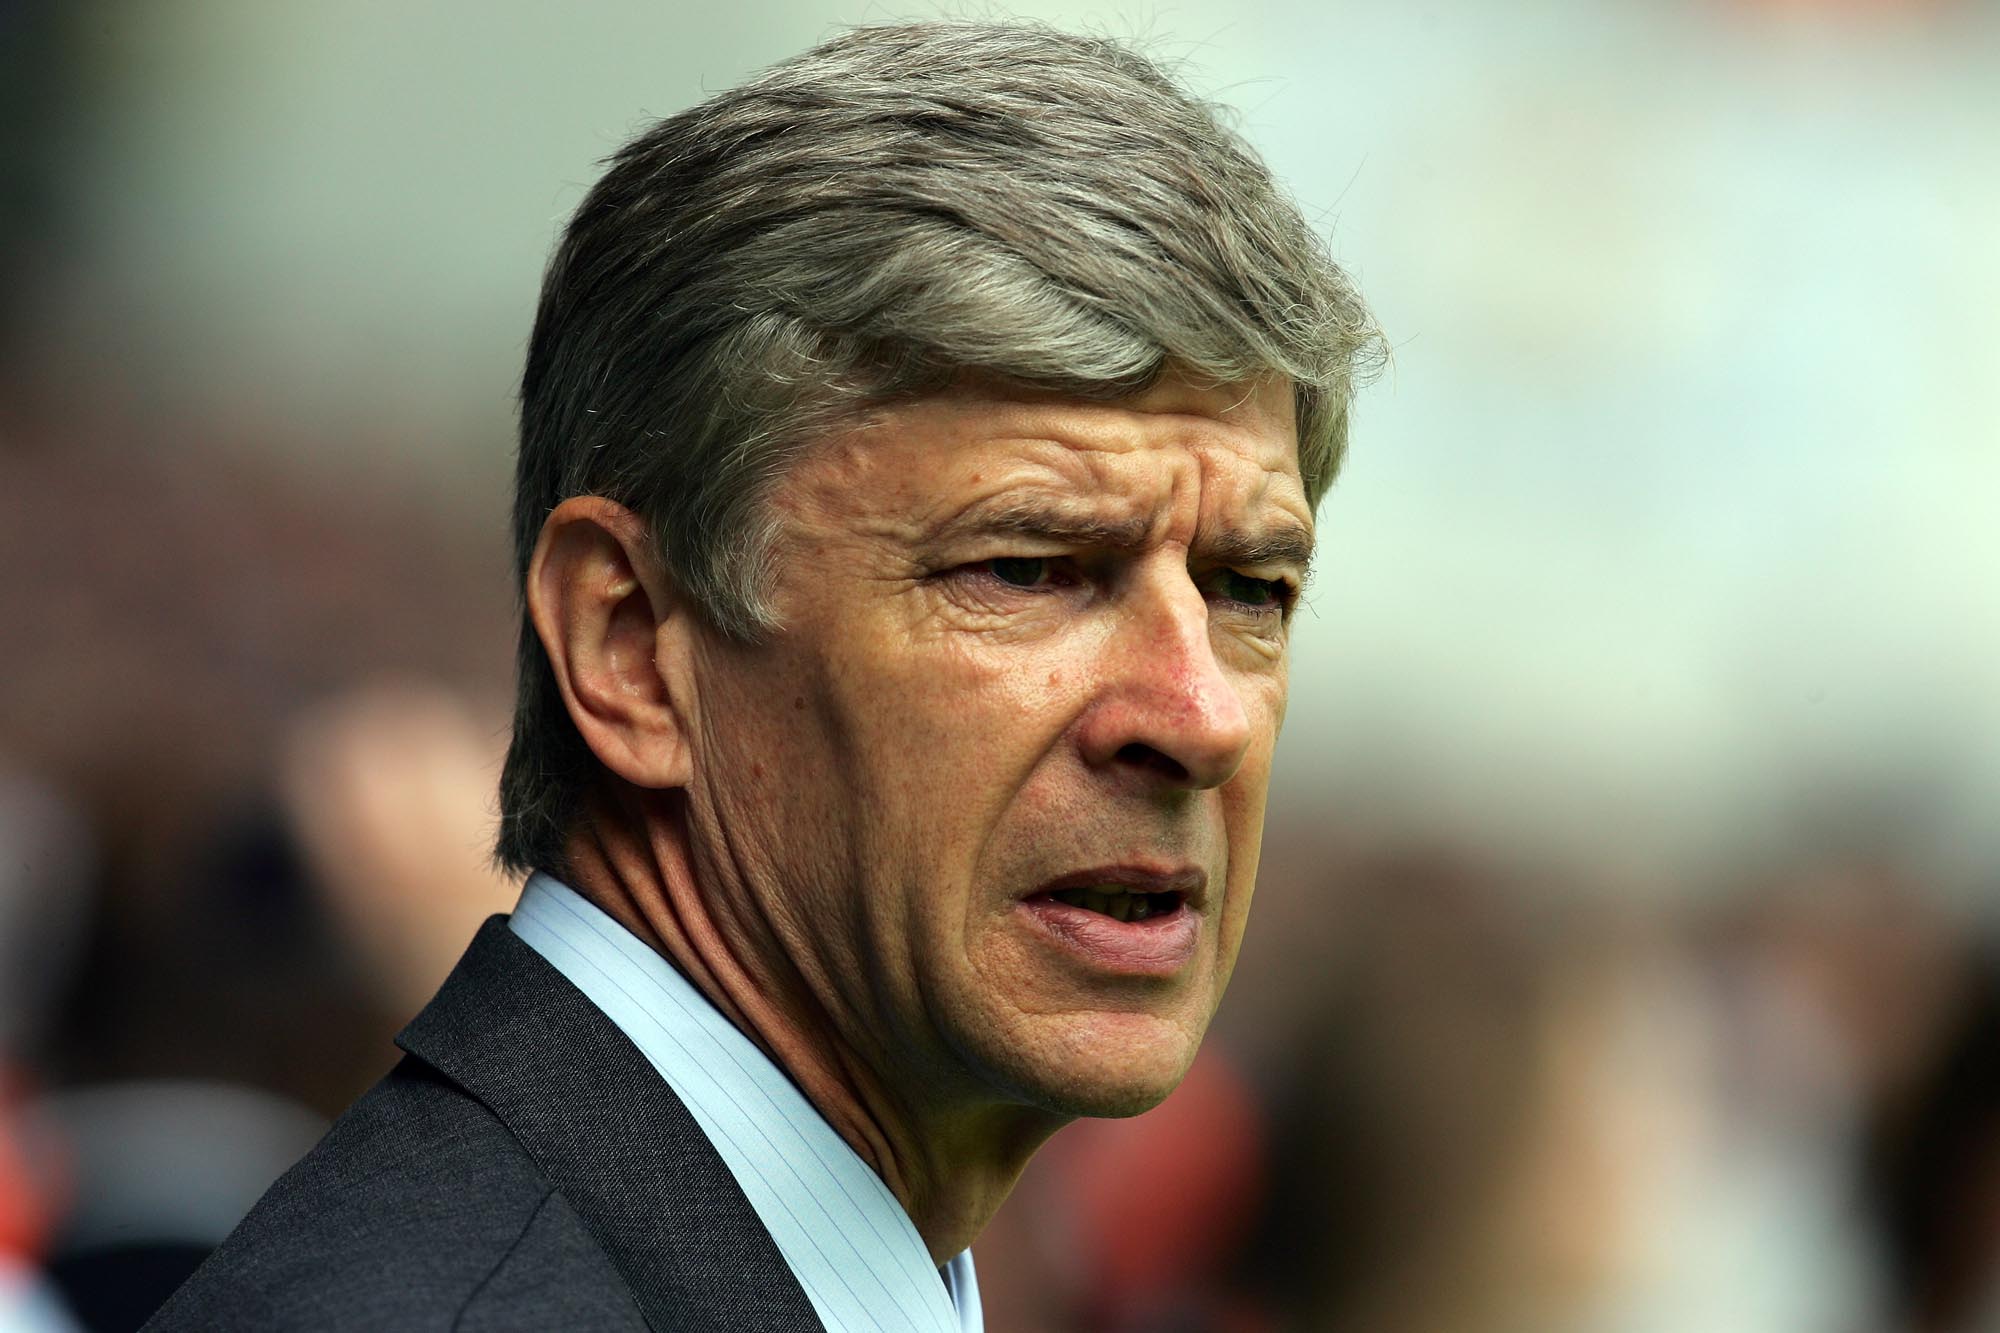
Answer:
559, 790, 1063, 1263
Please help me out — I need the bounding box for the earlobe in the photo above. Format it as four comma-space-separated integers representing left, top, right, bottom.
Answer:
527, 497, 696, 790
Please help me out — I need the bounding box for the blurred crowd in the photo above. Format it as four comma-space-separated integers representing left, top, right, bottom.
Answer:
5, 0, 1997, 1329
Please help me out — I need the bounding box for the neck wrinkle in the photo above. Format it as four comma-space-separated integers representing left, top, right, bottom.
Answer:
560, 795, 941, 1235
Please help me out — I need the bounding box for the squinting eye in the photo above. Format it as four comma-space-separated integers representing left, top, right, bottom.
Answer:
1210, 570, 1290, 610
988, 557, 1051, 588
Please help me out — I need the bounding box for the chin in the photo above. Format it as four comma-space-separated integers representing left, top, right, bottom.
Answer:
1039, 1075, 1182, 1121
974, 1007, 1207, 1120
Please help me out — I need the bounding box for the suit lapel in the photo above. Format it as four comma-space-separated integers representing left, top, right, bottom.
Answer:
398, 916, 826, 1333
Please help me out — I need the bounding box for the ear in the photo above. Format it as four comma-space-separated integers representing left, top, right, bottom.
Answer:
526, 496, 695, 790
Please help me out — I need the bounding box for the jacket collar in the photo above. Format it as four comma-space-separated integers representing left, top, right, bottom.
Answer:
397, 915, 825, 1332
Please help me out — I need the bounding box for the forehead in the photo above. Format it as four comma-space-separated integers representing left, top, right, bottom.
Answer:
783, 374, 1308, 541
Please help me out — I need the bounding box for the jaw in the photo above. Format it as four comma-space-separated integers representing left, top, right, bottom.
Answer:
952, 995, 1213, 1120
919, 900, 1226, 1119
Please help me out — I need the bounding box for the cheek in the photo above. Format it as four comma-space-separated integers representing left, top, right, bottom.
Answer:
825, 619, 1085, 809
1214, 690, 1282, 958
818, 626, 1096, 946
696, 690, 841, 892
693, 646, 870, 907
1220, 776, 1268, 900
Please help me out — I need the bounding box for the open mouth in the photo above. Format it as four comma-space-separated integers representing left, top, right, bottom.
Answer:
1033, 886, 1185, 924
1018, 872, 1204, 975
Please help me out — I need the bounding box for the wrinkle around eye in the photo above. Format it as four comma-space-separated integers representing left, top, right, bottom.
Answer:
1215, 612, 1290, 665
942, 556, 1091, 599
1194, 566, 1300, 629
1208, 571, 1293, 611
918, 560, 1088, 637
983, 556, 1059, 590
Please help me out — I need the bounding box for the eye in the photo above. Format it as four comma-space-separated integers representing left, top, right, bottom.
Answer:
989, 557, 1047, 588
986, 557, 1055, 589
1205, 569, 1294, 613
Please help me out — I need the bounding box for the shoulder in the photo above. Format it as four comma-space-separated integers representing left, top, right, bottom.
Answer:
144, 1056, 645, 1331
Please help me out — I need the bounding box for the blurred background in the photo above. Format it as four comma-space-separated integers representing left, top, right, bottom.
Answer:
1, 0, 1995, 1328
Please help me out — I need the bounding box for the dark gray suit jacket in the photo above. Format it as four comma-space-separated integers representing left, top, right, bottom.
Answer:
145, 916, 827, 1331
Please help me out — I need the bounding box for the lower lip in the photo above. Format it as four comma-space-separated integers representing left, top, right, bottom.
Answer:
1015, 896, 1201, 977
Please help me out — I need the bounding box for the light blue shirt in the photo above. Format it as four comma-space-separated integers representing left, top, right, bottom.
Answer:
510, 874, 982, 1333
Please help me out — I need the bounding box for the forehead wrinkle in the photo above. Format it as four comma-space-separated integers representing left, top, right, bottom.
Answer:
798, 392, 1310, 563
1000, 406, 1291, 475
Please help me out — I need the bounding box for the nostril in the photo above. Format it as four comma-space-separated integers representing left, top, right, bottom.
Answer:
1114, 742, 1189, 782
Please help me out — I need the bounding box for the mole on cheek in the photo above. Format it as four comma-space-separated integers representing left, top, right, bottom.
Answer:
793, 695, 805, 711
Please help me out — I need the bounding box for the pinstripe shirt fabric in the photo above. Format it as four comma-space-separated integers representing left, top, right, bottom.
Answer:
511, 874, 982, 1333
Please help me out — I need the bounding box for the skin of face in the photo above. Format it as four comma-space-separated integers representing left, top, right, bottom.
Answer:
676, 371, 1309, 1128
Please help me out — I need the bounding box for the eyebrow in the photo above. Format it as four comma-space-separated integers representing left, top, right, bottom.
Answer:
1202, 525, 1317, 575
937, 496, 1316, 576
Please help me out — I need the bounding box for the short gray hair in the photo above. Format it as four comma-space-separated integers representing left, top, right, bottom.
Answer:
496, 20, 1383, 876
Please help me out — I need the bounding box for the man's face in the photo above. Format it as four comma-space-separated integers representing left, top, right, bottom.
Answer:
681, 372, 1308, 1119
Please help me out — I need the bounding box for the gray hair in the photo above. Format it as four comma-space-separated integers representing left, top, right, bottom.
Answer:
496, 20, 1383, 876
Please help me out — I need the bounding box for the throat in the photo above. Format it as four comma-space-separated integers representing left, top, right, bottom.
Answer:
558, 793, 1059, 1265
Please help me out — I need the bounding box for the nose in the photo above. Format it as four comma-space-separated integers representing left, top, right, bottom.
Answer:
1076, 575, 1256, 791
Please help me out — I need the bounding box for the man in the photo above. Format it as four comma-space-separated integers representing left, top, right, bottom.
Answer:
150, 20, 1378, 1331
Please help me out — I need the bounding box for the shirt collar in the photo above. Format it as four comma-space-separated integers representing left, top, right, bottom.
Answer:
510, 873, 981, 1333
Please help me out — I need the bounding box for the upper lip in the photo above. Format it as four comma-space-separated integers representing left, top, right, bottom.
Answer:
1032, 864, 1210, 910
